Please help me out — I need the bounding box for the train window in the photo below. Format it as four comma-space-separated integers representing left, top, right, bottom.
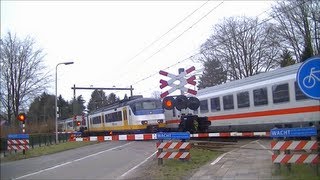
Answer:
105, 111, 122, 123
123, 109, 127, 120
253, 87, 268, 106
92, 116, 101, 124
294, 82, 308, 100
130, 100, 162, 115
272, 83, 289, 103
210, 97, 220, 112
223, 95, 234, 110
200, 100, 209, 113
237, 91, 249, 108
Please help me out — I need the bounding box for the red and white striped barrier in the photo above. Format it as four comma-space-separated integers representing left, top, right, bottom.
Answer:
69, 131, 271, 142
156, 141, 191, 149
271, 140, 319, 165
69, 134, 157, 142
191, 131, 270, 138
271, 140, 318, 151
7, 139, 29, 151
7, 144, 30, 151
104, 134, 157, 141
157, 151, 190, 159
7, 139, 29, 145
156, 141, 191, 160
272, 154, 319, 164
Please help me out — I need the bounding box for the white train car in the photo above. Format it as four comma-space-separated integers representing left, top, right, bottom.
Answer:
165, 63, 320, 132
58, 117, 81, 133
85, 96, 165, 135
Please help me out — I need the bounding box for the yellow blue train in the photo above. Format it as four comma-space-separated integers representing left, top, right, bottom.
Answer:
81, 96, 165, 135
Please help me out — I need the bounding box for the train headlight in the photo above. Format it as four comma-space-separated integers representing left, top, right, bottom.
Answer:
157, 119, 163, 124
141, 121, 148, 125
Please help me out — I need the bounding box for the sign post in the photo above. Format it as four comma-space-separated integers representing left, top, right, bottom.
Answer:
16, 113, 27, 155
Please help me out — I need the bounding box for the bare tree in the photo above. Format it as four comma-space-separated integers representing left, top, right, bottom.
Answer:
0, 32, 50, 124
199, 16, 280, 82
271, 0, 320, 62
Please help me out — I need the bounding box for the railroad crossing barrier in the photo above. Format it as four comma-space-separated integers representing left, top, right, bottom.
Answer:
156, 132, 191, 165
67, 131, 270, 142
270, 127, 319, 175
156, 141, 191, 165
7, 134, 30, 154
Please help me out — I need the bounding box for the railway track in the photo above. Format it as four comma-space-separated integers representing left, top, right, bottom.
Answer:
191, 138, 271, 152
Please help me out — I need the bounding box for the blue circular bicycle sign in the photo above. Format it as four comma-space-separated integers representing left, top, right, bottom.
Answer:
297, 56, 320, 100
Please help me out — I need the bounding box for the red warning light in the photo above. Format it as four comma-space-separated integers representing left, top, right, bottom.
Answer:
162, 96, 174, 110
17, 113, 26, 122
165, 100, 173, 108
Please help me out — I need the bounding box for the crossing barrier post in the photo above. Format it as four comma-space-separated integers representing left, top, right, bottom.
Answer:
271, 137, 319, 174
158, 139, 163, 165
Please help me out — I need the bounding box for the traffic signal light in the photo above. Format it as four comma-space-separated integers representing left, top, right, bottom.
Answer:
17, 113, 26, 122
162, 95, 200, 111
76, 121, 81, 126
163, 96, 174, 110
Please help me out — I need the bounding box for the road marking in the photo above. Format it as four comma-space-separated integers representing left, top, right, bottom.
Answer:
256, 140, 273, 155
210, 153, 226, 165
14, 142, 133, 180
118, 150, 158, 179
210, 140, 258, 166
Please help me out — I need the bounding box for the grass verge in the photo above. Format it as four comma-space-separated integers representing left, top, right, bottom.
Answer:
278, 164, 320, 180
130, 148, 222, 180
1, 141, 97, 162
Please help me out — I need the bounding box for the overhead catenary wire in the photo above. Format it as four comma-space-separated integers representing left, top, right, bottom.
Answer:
115, 1, 225, 88
137, 1, 225, 65
114, 1, 212, 83
127, 0, 306, 95
125, 0, 211, 66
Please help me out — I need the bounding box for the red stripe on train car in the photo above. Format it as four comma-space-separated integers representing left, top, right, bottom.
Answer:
166, 105, 320, 124
208, 106, 320, 121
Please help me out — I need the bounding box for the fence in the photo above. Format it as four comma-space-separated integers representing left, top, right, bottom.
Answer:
0, 133, 70, 157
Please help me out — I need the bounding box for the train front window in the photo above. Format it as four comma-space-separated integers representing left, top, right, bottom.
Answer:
130, 100, 162, 114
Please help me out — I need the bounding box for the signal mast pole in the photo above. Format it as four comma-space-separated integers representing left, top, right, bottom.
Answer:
178, 68, 185, 95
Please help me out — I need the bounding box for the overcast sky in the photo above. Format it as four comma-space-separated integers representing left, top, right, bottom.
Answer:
1, 0, 274, 105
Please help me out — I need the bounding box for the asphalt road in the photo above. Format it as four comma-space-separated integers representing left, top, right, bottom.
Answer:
1, 141, 158, 180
